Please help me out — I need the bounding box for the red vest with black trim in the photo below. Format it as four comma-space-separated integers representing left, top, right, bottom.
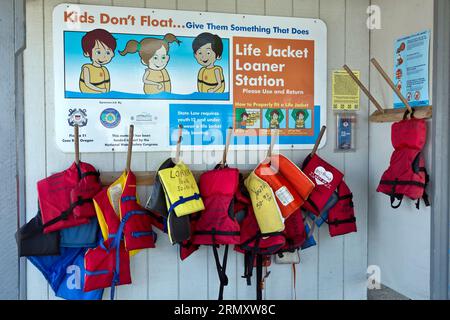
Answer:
38, 162, 101, 233
191, 166, 241, 300
327, 181, 357, 237
193, 167, 241, 245
377, 109, 430, 209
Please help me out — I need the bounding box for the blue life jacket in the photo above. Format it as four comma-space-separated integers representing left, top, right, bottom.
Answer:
28, 247, 82, 293
56, 249, 104, 300
60, 217, 98, 248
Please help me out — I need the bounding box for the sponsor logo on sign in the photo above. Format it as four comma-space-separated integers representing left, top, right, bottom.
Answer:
68, 108, 88, 127
100, 108, 121, 128
313, 166, 334, 186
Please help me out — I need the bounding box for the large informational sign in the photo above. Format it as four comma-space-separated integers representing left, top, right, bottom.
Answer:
393, 30, 430, 109
53, 4, 327, 152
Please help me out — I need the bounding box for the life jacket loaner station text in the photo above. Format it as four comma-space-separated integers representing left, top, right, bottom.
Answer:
235, 43, 310, 87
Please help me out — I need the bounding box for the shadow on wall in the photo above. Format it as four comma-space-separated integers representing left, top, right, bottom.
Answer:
368, 285, 411, 300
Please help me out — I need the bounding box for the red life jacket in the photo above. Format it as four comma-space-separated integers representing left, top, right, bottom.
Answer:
38, 162, 101, 233
85, 171, 161, 298
302, 154, 344, 216
327, 181, 357, 237
193, 167, 241, 245
84, 238, 131, 294
94, 170, 162, 251
192, 167, 241, 300
377, 109, 430, 209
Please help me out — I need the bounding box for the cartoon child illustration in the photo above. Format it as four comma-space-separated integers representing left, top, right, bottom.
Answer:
269, 110, 280, 129
295, 110, 308, 129
120, 34, 181, 94
79, 29, 117, 94
240, 112, 249, 129
192, 32, 225, 93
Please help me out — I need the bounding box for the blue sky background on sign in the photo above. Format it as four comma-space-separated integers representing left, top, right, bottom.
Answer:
63, 31, 230, 100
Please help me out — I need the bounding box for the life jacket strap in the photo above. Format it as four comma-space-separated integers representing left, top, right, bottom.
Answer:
80, 170, 100, 179
256, 254, 263, 301
80, 78, 110, 86
109, 210, 157, 300
327, 216, 356, 226
42, 198, 93, 229
168, 193, 201, 216
210, 230, 229, 300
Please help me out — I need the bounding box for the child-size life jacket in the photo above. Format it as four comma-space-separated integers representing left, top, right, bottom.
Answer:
244, 172, 284, 234
147, 158, 191, 244
37, 162, 101, 233
376, 109, 430, 209
327, 181, 357, 237
254, 154, 314, 219
192, 166, 241, 300
87, 170, 160, 298
94, 170, 161, 251
302, 154, 344, 216
158, 161, 205, 218
16, 208, 60, 257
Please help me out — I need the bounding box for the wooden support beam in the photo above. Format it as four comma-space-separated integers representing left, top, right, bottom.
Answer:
369, 105, 433, 123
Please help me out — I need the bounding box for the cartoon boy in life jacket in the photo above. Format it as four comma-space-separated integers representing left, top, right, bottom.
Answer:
193, 32, 225, 93
120, 34, 181, 94
295, 110, 308, 129
79, 29, 117, 94
239, 112, 249, 129
270, 110, 281, 129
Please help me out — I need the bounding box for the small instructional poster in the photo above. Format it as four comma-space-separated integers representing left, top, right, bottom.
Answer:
393, 30, 430, 108
53, 4, 327, 152
332, 70, 360, 111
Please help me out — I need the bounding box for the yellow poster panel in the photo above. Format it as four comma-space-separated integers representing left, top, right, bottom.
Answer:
332, 70, 360, 111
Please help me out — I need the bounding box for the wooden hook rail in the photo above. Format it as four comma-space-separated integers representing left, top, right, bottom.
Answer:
74, 124, 80, 165
343, 64, 384, 113
220, 127, 233, 168
126, 125, 134, 172
266, 129, 279, 159
370, 58, 413, 114
311, 126, 326, 157
175, 125, 183, 164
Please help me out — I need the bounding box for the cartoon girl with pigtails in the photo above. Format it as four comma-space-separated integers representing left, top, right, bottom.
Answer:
120, 33, 181, 94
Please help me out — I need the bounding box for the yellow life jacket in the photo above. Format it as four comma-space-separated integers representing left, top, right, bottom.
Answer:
144, 69, 171, 94
79, 64, 110, 93
197, 66, 225, 93
244, 172, 285, 234
158, 161, 205, 217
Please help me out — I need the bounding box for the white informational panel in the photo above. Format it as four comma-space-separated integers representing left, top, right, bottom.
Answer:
53, 3, 327, 152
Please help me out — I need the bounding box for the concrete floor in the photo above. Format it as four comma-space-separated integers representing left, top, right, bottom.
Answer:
368, 284, 410, 300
